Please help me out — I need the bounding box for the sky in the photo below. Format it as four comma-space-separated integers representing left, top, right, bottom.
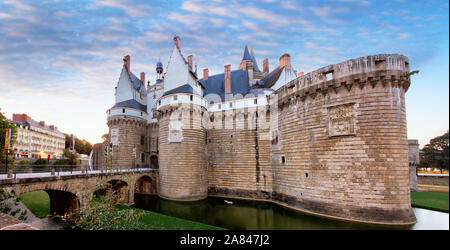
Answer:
0, 0, 448, 147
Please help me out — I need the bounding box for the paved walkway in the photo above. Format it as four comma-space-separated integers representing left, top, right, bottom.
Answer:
0, 168, 154, 180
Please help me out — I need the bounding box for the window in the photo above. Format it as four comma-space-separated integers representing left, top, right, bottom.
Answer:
122, 109, 125, 113
140, 135, 145, 145
141, 152, 145, 163
218, 104, 221, 109
190, 95, 193, 101
254, 99, 257, 104
281, 156, 286, 164
173, 95, 178, 101
140, 112, 143, 116
229, 102, 232, 108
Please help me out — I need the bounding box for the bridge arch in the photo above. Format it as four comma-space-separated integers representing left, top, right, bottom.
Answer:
11, 187, 80, 217
93, 179, 130, 203
135, 175, 157, 195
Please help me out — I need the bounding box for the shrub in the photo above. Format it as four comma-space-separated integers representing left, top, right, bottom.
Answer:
62, 182, 144, 230
34, 158, 48, 165
17, 160, 28, 165
53, 159, 67, 166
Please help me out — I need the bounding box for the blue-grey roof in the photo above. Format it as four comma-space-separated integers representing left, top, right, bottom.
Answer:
199, 69, 249, 101
243, 45, 252, 60
250, 50, 260, 72
12, 119, 63, 135
258, 66, 282, 89
129, 71, 146, 94
112, 99, 147, 112
162, 84, 193, 97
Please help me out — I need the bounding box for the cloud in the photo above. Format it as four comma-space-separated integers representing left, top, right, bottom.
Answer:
0, 0, 448, 143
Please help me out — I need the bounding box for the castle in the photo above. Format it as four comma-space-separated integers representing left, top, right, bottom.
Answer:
105, 35, 417, 225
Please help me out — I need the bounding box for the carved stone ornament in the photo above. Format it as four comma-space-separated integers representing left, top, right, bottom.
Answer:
168, 120, 184, 142
327, 103, 356, 137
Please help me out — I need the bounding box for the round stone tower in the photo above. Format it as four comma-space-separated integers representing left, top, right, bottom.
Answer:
107, 116, 148, 168
157, 94, 208, 201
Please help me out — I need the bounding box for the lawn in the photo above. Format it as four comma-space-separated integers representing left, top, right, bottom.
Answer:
17, 191, 223, 229
18, 190, 50, 219
411, 191, 449, 212
118, 205, 225, 230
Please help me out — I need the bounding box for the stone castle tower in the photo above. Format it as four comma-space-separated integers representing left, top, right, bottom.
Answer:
106, 35, 418, 225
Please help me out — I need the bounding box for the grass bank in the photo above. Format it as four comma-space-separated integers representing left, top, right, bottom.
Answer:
18, 191, 223, 229
411, 191, 449, 212
118, 205, 225, 230
18, 190, 50, 219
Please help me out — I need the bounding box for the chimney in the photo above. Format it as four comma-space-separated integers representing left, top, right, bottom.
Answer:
297, 72, 304, 77
203, 68, 209, 80
12, 114, 28, 122
279, 53, 291, 68
263, 58, 269, 73
140, 72, 145, 84
123, 55, 130, 73
173, 35, 181, 50
224, 64, 231, 94
40, 121, 45, 127
188, 55, 193, 69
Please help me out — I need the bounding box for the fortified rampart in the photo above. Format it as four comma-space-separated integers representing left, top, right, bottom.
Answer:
107, 53, 417, 225
165, 54, 415, 225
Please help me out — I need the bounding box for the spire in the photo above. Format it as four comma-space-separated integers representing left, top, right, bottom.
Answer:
249, 45, 260, 72
243, 44, 252, 60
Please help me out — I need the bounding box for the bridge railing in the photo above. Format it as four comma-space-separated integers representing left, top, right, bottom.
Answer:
0, 165, 155, 179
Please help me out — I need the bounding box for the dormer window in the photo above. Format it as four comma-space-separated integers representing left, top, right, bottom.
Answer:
173, 95, 178, 101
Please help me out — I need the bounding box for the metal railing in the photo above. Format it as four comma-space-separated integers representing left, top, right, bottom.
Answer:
0, 164, 155, 179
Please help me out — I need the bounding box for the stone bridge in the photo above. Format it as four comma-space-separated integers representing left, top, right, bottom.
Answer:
0, 169, 158, 216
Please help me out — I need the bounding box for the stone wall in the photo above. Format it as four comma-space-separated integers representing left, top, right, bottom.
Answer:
206, 109, 272, 199
206, 54, 416, 225
153, 54, 416, 225
418, 175, 449, 186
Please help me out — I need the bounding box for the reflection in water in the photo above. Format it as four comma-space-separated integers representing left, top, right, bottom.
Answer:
133, 194, 449, 230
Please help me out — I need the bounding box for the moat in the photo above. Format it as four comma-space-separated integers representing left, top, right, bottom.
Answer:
133, 194, 449, 230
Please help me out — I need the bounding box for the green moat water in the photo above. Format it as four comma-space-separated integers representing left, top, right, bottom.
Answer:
133, 194, 449, 230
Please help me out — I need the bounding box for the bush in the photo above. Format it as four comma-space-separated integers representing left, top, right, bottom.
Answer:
17, 159, 28, 165
53, 159, 67, 166
33, 158, 48, 165
62, 182, 145, 230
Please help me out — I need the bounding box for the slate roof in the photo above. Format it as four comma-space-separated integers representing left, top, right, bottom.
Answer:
257, 66, 283, 89
112, 99, 147, 112
162, 84, 193, 97
129, 72, 147, 95
250, 49, 260, 72
12, 119, 63, 135
199, 69, 249, 101
243, 45, 252, 60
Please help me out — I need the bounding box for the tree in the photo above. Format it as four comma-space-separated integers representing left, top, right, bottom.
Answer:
419, 131, 449, 173
63, 148, 79, 166
64, 133, 93, 155
101, 133, 109, 142
0, 110, 17, 165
